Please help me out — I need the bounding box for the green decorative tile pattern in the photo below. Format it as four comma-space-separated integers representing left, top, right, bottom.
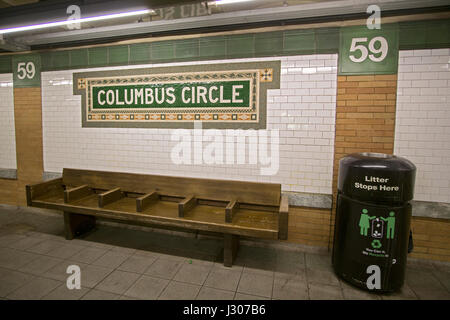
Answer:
0, 19, 448, 74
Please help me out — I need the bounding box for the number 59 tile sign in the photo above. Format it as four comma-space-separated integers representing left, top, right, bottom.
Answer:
12, 54, 41, 88
339, 24, 399, 75
73, 61, 280, 129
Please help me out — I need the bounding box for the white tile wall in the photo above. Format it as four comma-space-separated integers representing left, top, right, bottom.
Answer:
395, 48, 450, 203
41, 54, 337, 194
0, 74, 16, 170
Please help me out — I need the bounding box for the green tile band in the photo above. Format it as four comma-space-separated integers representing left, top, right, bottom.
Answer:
0, 19, 448, 74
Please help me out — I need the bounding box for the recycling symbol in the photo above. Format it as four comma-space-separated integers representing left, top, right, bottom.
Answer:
371, 239, 382, 249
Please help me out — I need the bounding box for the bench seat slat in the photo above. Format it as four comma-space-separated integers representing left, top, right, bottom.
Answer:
30, 198, 278, 239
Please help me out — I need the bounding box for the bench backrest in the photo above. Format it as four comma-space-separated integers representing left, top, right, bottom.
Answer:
62, 168, 281, 206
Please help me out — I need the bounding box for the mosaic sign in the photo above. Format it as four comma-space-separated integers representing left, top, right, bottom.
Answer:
73, 61, 280, 129
339, 24, 399, 75
12, 54, 41, 88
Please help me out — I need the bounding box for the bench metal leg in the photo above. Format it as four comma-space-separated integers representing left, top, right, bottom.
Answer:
64, 211, 96, 240
223, 234, 239, 267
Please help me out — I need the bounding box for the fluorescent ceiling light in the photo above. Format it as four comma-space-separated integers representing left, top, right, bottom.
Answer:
0, 9, 153, 35
215, 0, 254, 5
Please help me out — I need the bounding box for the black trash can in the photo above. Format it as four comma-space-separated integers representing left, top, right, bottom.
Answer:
332, 152, 416, 293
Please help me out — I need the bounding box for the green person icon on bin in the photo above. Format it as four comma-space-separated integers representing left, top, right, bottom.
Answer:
380, 211, 396, 239
359, 209, 375, 236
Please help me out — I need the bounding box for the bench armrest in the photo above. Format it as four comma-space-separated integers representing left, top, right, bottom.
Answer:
278, 194, 289, 240
26, 178, 63, 206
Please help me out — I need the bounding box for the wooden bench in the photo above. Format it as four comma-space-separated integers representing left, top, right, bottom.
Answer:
26, 168, 289, 267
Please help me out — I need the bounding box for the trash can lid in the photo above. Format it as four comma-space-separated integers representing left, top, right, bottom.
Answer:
338, 153, 416, 203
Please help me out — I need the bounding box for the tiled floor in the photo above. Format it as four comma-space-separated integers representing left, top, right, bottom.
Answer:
0, 204, 449, 300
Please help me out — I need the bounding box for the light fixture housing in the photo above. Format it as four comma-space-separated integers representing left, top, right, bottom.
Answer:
0, 9, 154, 35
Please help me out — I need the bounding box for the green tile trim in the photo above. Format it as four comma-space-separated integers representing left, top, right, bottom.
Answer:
108, 45, 129, 65
0, 55, 12, 73
51, 50, 70, 69
255, 31, 283, 57
151, 41, 175, 62
283, 29, 315, 54
399, 19, 450, 50
88, 47, 108, 67
175, 39, 199, 60
227, 34, 255, 58
70, 49, 88, 68
0, 18, 448, 74
129, 43, 150, 63
316, 27, 340, 53
199, 36, 227, 59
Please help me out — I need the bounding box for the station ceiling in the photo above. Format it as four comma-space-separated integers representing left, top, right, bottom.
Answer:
0, 0, 449, 52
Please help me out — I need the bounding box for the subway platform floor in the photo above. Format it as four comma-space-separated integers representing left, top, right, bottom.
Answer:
0, 205, 449, 300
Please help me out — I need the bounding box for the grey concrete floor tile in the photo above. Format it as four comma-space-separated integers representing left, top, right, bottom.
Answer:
406, 268, 450, 300
92, 250, 130, 269
204, 267, 242, 292
119, 295, 142, 300
109, 246, 137, 255
196, 287, 235, 300
118, 254, 157, 274
237, 272, 273, 298
173, 263, 212, 285
411, 286, 450, 300
144, 258, 183, 280
340, 282, 382, 300
243, 264, 275, 277
0, 270, 35, 297
0, 247, 40, 269
185, 257, 216, 267
158, 281, 201, 300
234, 293, 267, 300
45, 243, 86, 260
95, 270, 140, 295
278, 250, 306, 264
41, 284, 90, 300
77, 240, 114, 250
80, 264, 114, 288
407, 258, 437, 271
308, 283, 344, 300
381, 283, 418, 300
0, 234, 28, 247
305, 253, 332, 271
0, 267, 10, 279
431, 269, 450, 292
431, 261, 450, 272
18, 255, 64, 276
6, 276, 62, 300
272, 274, 308, 300
124, 275, 169, 300
156, 253, 187, 262
306, 267, 340, 286
26, 239, 64, 255
212, 262, 243, 272
70, 246, 110, 264
275, 255, 307, 276
133, 249, 162, 259
6, 236, 45, 251
81, 289, 121, 300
